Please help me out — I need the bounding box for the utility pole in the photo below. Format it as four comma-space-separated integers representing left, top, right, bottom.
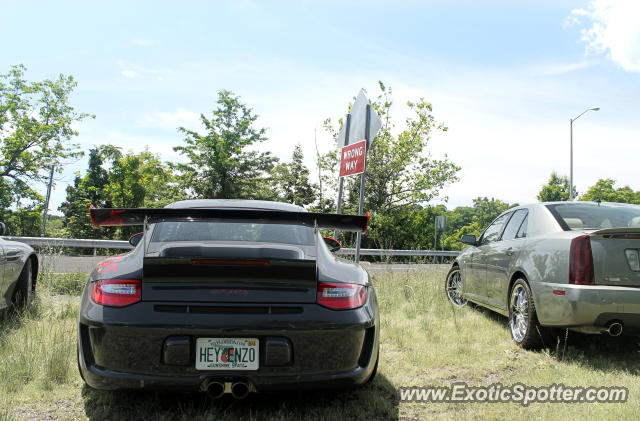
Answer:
41, 165, 55, 237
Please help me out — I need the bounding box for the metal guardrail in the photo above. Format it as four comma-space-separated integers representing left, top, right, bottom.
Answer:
338, 248, 459, 257
4, 236, 460, 257
4, 236, 134, 249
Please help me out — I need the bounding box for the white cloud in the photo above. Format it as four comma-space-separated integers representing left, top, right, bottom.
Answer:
138, 108, 201, 131
570, 0, 640, 72
120, 69, 136, 78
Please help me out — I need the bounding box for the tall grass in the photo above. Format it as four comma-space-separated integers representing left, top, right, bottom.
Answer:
1, 267, 640, 420
0, 295, 78, 395
37, 272, 87, 296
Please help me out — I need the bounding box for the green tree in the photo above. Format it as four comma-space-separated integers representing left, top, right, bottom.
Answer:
537, 172, 573, 202
58, 148, 112, 240
471, 197, 513, 228
59, 146, 178, 241
103, 146, 178, 209
173, 90, 276, 200
579, 179, 640, 204
103, 146, 179, 238
367, 204, 446, 252
272, 144, 316, 207
444, 197, 513, 250
3, 204, 42, 237
0, 64, 91, 208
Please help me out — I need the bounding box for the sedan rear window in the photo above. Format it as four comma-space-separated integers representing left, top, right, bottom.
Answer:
151, 221, 315, 245
546, 203, 640, 230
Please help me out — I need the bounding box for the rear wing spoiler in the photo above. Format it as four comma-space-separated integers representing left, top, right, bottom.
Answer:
90, 205, 369, 232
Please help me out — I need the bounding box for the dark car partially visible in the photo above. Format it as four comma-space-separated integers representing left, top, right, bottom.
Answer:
78, 200, 378, 398
0, 222, 38, 311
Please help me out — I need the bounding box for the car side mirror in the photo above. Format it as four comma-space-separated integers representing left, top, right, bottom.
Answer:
129, 232, 143, 247
323, 237, 341, 253
0, 222, 5, 236
461, 234, 477, 245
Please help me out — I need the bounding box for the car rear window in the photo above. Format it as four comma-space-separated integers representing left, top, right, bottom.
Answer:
546, 203, 640, 230
151, 221, 315, 245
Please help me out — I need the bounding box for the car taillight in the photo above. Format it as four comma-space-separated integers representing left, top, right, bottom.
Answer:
317, 282, 367, 310
91, 279, 142, 307
569, 235, 594, 285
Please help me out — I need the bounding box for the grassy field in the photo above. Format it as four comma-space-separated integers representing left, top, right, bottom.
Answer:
1, 269, 640, 420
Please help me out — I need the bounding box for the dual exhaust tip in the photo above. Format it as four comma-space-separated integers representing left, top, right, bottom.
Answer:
205, 380, 251, 400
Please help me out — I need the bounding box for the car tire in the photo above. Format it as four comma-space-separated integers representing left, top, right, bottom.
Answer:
445, 266, 467, 307
12, 258, 33, 309
509, 278, 551, 349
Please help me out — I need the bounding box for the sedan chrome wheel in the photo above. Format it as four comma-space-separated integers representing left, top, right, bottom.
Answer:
445, 268, 467, 307
509, 283, 529, 342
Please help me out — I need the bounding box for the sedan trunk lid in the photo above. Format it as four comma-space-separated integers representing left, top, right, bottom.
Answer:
589, 227, 640, 287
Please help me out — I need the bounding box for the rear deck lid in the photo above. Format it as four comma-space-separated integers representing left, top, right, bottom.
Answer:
142, 242, 317, 303
590, 227, 640, 287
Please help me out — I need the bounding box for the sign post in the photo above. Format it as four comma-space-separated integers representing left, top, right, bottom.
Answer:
354, 104, 371, 263
333, 90, 382, 262
333, 114, 351, 240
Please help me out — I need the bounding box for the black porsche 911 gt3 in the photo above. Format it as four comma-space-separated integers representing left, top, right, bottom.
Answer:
78, 200, 379, 398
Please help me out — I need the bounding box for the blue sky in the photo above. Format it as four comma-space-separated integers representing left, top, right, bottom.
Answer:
2, 0, 639, 213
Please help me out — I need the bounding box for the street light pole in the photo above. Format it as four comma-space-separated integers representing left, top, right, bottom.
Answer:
570, 118, 573, 200
569, 107, 599, 200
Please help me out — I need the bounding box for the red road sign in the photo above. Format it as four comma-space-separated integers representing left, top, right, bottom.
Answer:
339, 140, 366, 177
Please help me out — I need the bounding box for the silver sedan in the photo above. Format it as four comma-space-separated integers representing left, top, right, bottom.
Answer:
0, 223, 38, 311
445, 202, 640, 349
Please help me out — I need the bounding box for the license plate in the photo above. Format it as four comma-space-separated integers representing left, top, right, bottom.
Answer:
195, 338, 259, 370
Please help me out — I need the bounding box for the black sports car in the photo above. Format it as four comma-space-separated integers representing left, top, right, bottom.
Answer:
78, 200, 379, 398
0, 222, 38, 311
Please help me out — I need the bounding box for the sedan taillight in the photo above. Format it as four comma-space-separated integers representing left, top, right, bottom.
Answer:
91, 279, 142, 307
569, 235, 594, 285
317, 282, 367, 310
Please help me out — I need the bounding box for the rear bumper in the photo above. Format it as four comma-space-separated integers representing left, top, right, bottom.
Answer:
78, 357, 374, 392
534, 282, 640, 330
78, 291, 379, 391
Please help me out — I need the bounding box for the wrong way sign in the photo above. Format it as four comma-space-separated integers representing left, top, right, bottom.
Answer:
339, 140, 366, 177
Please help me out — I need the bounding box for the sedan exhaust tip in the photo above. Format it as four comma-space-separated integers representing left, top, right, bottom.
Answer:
205, 381, 225, 399
231, 381, 250, 399
607, 322, 623, 337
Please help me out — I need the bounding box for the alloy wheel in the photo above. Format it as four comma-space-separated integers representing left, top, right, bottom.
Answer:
446, 269, 467, 307
510, 284, 529, 342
